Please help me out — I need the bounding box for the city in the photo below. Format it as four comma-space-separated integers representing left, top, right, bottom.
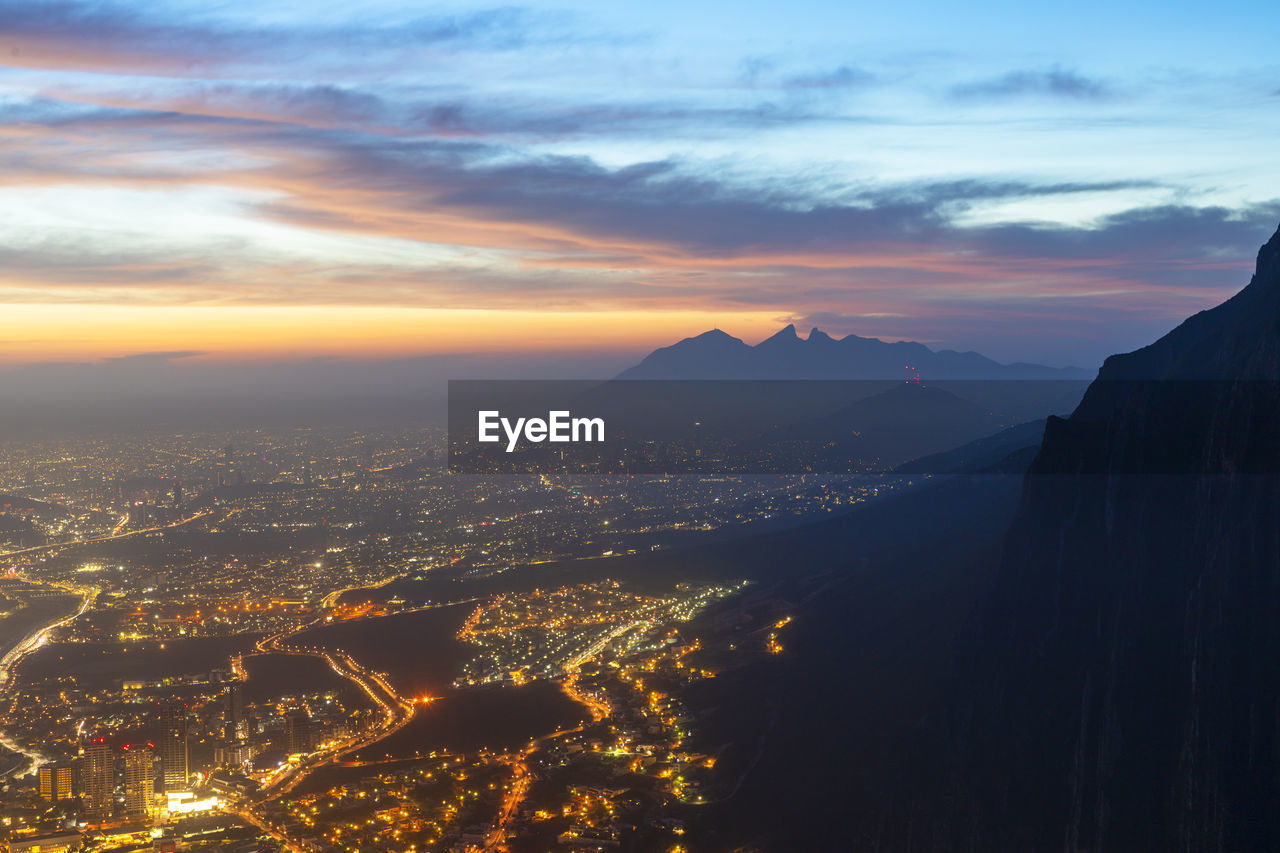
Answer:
4, 0, 1276, 846
0, 428, 841, 852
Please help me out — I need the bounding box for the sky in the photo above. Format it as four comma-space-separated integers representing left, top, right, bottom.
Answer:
2, 0, 1279, 375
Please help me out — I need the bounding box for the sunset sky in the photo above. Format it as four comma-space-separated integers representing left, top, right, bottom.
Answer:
2, 0, 1279, 370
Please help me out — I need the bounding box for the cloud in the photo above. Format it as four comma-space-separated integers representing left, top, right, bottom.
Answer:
0, 96, 1269, 279
0, 1, 565, 78
23, 76, 867, 145
960, 204, 1280, 264
101, 350, 204, 364
0, 43, 1271, 371
782, 65, 874, 89
950, 68, 1111, 100
2, 97, 1273, 322
738, 56, 778, 87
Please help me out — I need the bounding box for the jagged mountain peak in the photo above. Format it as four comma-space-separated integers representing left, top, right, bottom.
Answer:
758, 323, 800, 346
618, 323, 1092, 380
808, 327, 835, 343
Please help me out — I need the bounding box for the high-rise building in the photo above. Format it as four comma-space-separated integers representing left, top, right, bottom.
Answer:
37, 761, 75, 802
81, 737, 114, 820
120, 742, 154, 818
158, 699, 189, 793
284, 709, 311, 755
223, 682, 245, 740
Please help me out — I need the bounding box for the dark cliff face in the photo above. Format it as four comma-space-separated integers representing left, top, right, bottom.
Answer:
950, 224, 1280, 852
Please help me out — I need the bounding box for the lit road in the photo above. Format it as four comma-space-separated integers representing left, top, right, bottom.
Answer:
485, 718, 594, 852
0, 581, 96, 777
224, 595, 482, 841
0, 509, 217, 560
249, 628, 418, 800
224, 616, 424, 850
489, 751, 532, 851
482, 631, 618, 850
227, 594, 560, 844
318, 572, 407, 610
222, 802, 312, 853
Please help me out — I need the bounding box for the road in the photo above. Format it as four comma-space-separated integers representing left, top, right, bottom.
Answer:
484, 715, 596, 852
222, 613, 427, 848
220, 612, 425, 851
221, 596, 482, 845
228, 594, 594, 848
0, 580, 96, 777
482, 634, 617, 851
249, 628, 418, 799
0, 509, 216, 560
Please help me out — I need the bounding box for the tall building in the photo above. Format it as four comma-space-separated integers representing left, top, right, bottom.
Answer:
158, 699, 189, 793
81, 737, 114, 820
284, 709, 311, 755
223, 682, 245, 740
37, 761, 75, 802
120, 742, 154, 818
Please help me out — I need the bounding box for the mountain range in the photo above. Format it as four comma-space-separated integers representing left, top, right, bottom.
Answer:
618, 323, 1093, 380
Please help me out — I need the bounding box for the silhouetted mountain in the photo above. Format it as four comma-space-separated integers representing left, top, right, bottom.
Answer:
895, 417, 1047, 474
618, 323, 1092, 379
942, 221, 1280, 851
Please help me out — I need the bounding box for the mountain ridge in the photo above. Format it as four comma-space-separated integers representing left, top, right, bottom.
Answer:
618, 323, 1093, 380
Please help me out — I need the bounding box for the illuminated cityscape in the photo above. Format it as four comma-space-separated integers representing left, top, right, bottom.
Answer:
0, 0, 1276, 844
0, 427, 828, 851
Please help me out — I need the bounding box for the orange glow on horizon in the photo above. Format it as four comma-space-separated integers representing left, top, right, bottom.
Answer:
0, 304, 787, 365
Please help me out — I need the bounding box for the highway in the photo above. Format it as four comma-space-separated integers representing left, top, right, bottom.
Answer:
0, 509, 217, 560
0, 581, 96, 777
222, 596, 483, 845
219, 613, 426, 850
249, 628, 418, 800
228, 594, 610, 848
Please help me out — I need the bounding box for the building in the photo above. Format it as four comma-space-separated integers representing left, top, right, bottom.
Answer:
8, 831, 82, 852
223, 681, 245, 740
158, 699, 189, 792
37, 762, 75, 802
120, 742, 155, 818
283, 709, 311, 755
214, 740, 253, 768
81, 737, 114, 820
208, 769, 259, 798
